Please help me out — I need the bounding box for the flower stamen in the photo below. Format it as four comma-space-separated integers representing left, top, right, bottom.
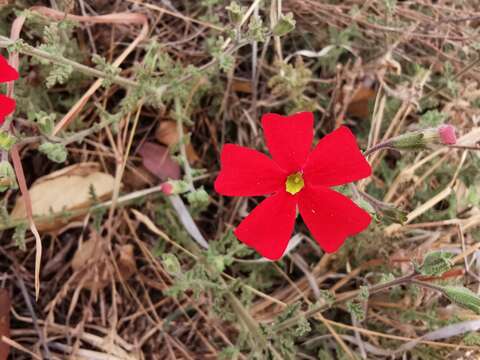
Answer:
285, 172, 304, 195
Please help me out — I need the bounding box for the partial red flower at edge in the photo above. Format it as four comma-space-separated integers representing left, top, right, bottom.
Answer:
0, 54, 19, 83
0, 54, 18, 125
214, 112, 372, 260
0, 95, 15, 122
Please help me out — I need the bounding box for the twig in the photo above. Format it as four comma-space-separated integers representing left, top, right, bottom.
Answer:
448, 144, 480, 151
13, 267, 52, 359
363, 141, 394, 157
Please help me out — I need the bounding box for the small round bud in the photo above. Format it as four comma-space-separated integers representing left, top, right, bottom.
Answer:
161, 180, 190, 195
161, 182, 173, 196
438, 124, 456, 145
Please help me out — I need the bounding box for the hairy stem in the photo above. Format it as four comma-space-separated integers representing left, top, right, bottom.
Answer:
273, 272, 417, 333
363, 140, 394, 157
0, 36, 138, 89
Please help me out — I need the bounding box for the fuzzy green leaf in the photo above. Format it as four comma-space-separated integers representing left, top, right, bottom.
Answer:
162, 253, 182, 275
39, 142, 68, 163
272, 13, 296, 37
346, 300, 365, 321
187, 187, 210, 208
442, 286, 480, 314
418, 251, 455, 276
226, 1, 245, 24
0, 161, 18, 192
0, 131, 17, 151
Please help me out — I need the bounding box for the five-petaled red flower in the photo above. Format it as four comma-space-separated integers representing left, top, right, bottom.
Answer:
0, 54, 19, 125
215, 112, 372, 260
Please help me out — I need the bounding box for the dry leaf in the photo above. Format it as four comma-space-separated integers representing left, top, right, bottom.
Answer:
123, 166, 157, 189
36, 162, 102, 182
71, 236, 103, 272
117, 244, 137, 281
155, 120, 199, 163
0, 289, 10, 360
72, 234, 137, 291
72, 236, 110, 291
11, 163, 116, 232
232, 78, 253, 94
346, 76, 376, 120
138, 142, 181, 181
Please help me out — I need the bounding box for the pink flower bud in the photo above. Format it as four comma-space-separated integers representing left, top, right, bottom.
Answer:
438, 124, 456, 145
388, 124, 458, 151
161, 182, 173, 195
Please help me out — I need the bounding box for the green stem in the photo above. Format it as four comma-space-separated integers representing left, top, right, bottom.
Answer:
363, 140, 394, 157
174, 98, 194, 190
15, 116, 118, 147
410, 279, 445, 292
273, 272, 417, 333
0, 36, 138, 89
0, 36, 252, 100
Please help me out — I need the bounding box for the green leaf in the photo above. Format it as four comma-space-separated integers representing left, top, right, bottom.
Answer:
272, 13, 296, 37
162, 253, 182, 275
378, 204, 408, 224
187, 187, 210, 207
0, 131, 17, 151
463, 332, 480, 346
420, 110, 446, 127
219, 346, 240, 360
226, 1, 245, 24
294, 316, 311, 337
418, 251, 455, 276
32, 111, 56, 135
247, 16, 268, 42
0, 161, 17, 192
206, 251, 227, 273
346, 300, 365, 321
39, 142, 68, 163
359, 286, 370, 301
217, 53, 235, 72
92, 54, 121, 88
318, 289, 336, 307
13, 222, 28, 251
277, 302, 302, 323
441, 286, 480, 314
167, 180, 190, 194
46, 64, 73, 88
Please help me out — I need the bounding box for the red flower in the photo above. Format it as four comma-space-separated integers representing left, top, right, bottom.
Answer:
215, 112, 372, 260
0, 54, 19, 125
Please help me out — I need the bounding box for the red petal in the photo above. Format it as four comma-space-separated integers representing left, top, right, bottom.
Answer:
0, 95, 15, 125
0, 55, 18, 82
303, 126, 371, 187
262, 112, 313, 173
215, 144, 286, 196
298, 185, 371, 253
235, 191, 297, 260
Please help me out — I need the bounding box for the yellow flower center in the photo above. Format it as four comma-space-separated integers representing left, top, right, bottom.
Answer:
285, 172, 304, 195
